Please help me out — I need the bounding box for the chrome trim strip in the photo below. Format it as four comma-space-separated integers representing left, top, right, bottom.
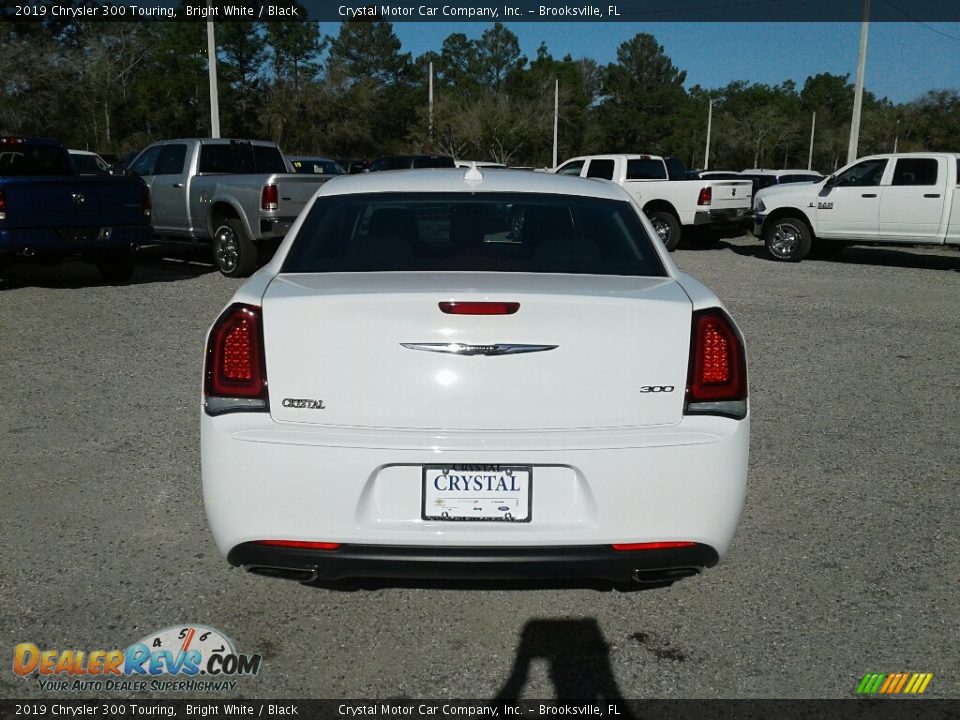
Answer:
400, 343, 558, 356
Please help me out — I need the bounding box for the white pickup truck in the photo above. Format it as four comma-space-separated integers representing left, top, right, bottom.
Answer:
127, 138, 335, 276
552, 154, 753, 250
754, 152, 960, 261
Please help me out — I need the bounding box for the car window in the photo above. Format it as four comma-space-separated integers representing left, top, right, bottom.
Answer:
780, 174, 821, 184
128, 145, 160, 177
0, 145, 73, 175
556, 160, 585, 177
282, 192, 666, 278
625, 159, 666, 180
586, 159, 615, 180
71, 153, 110, 175
199, 143, 286, 174
891, 158, 938, 186
154, 144, 187, 175
835, 159, 888, 187
664, 157, 688, 181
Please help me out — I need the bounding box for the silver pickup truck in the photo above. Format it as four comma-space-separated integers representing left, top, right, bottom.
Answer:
127, 138, 334, 276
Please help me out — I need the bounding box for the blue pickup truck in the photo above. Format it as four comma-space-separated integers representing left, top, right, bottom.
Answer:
0, 137, 152, 281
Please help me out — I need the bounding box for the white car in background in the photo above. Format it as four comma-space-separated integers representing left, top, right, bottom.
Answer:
201, 168, 749, 590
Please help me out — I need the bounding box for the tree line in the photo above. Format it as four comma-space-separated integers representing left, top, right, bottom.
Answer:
2, 15, 958, 171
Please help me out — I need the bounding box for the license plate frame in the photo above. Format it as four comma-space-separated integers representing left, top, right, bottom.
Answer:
421, 464, 532, 523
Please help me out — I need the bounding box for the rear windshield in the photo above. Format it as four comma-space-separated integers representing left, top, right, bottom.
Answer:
198, 143, 287, 174
281, 192, 666, 277
0, 145, 73, 176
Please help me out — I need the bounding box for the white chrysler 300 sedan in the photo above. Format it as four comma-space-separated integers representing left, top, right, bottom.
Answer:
201, 167, 749, 590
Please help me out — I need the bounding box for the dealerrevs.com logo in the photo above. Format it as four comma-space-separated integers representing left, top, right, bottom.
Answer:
13, 625, 262, 692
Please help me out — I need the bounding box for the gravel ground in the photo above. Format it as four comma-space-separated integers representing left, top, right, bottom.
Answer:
1, 235, 958, 700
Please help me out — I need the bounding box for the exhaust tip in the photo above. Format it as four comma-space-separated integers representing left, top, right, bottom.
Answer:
245, 565, 319, 583
20, 247, 36, 257
129, 242, 140, 252
632, 567, 700, 584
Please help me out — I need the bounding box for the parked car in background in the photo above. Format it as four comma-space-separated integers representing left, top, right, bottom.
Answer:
697, 170, 743, 180
127, 138, 335, 277
69, 149, 113, 176
0, 137, 151, 281
288, 156, 345, 175
335, 158, 370, 174
553, 154, 753, 251
201, 167, 749, 590
738, 169, 822, 197
369, 154, 456, 171
754, 152, 960, 260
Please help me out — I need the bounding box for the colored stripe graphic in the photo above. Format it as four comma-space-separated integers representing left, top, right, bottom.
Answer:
857, 673, 932, 695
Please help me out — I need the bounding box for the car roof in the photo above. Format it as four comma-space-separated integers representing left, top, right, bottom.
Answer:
318, 168, 633, 201
68, 149, 102, 156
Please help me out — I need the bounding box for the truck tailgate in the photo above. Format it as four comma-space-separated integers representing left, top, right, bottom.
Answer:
706, 180, 753, 210
0, 176, 147, 229
273, 173, 335, 219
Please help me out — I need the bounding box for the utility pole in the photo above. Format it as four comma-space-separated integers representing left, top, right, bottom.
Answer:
846, 0, 870, 164
893, 118, 900, 153
552, 78, 559, 168
206, 2, 220, 139
428, 61, 434, 144
808, 111, 816, 170
703, 99, 713, 170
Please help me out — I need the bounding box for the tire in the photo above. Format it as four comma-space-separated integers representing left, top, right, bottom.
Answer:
95, 251, 135, 282
647, 211, 681, 252
213, 218, 257, 278
764, 216, 812, 261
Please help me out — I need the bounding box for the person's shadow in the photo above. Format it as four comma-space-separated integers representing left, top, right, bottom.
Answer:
493, 618, 636, 717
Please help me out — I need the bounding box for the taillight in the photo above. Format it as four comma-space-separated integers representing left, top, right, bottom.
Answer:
204, 304, 268, 415
141, 184, 151, 216
685, 308, 747, 419
261, 183, 278, 211
612, 542, 697, 551
255, 540, 340, 550
439, 301, 519, 315
0, 189, 6, 220
697, 186, 712, 206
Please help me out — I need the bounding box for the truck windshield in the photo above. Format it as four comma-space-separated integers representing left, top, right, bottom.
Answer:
282, 192, 666, 277
0, 145, 73, 176
198, 143, 287, 174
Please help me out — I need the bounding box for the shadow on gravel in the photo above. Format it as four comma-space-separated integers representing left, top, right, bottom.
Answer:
492, 618, 636, 711
722, 242, 960, 271
0, 246, 218, 291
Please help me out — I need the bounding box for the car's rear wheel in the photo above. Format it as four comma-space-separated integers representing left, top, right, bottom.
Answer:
213, 218, 257, 278
764, 216, 812, 261
648, 211, 681, 252
95, 251, 135, 282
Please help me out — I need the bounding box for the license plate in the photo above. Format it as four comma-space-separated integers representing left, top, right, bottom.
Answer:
422, 465, 531, 522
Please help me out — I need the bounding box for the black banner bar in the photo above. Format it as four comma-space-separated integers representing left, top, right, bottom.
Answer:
2, 700, 959, 720
3, 0, 960, 22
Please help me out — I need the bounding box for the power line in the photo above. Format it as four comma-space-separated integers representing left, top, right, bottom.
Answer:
880, 0, 960, 43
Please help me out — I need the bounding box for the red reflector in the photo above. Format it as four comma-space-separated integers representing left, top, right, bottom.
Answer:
255, 540, 340, 550
261, 183, 278, 211
697, 186, 712, 205
439, 302, 520, 315
205, 304, 267, 399
612, 542, 697, 551
686, 308, 746, 403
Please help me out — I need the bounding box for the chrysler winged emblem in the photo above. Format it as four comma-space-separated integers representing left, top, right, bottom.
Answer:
401, 343, 557, 356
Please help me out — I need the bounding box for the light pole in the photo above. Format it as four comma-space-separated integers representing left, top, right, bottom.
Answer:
808, 111, 816, 170
703, 99, 713, 170
846, 0, 870, 164
206, 1, 220, 139
552, 78, 559, 169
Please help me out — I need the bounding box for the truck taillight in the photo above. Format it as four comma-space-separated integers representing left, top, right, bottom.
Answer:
204, 304, 268, 416
685, 308, 747, 419
697, 186, 712, 206
141, 185, 151, 216
0, 189, 6, 220
261, 183, 278, 211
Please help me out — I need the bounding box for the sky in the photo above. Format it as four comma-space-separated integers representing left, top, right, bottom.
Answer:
379, 22, 960, 104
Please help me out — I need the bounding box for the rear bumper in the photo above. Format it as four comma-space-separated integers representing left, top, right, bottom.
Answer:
227, 542, 719, 586
258, 216, 296, 240
0, 224, 151, 256
693, 208, 753, 226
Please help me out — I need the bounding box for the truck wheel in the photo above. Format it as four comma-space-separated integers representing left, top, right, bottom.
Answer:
213, 219, 257, 278
647, 211, 681, 251
95, 251, 135, 283
764, 216, 812, 261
